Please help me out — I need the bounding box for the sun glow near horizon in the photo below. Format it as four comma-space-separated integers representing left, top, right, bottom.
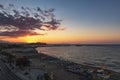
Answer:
1, 23, 120, 44
1, 25, 120, 44
1, 29, 120, 44
24, 36, 40, 43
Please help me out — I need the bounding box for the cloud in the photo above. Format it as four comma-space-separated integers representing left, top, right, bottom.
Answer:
0, 4, 61, 37
0, 30, 44, 37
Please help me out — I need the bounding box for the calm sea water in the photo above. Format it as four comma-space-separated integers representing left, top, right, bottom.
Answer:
36, 46, 120, 72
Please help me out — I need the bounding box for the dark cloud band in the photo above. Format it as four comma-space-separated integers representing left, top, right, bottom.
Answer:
0, 4, 61, 37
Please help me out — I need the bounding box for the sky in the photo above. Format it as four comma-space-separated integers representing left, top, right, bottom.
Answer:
0, 0, 120, 44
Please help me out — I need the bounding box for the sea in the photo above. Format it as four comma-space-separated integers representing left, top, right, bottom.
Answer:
36, 45, 120, 72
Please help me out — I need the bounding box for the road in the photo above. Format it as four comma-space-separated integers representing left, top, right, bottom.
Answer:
0, 60, 22, 80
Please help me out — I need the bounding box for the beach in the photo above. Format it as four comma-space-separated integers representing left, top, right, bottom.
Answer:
3, 46, 120, 80
3, 47, 80, 80
32, 58, 80, 80
0, 0, 120, 80
31, 52, 120, 80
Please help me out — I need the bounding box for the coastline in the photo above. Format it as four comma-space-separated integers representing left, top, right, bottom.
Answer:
30, 52, 80, 80
31, 49, 120, 80
3, 46, 120, 80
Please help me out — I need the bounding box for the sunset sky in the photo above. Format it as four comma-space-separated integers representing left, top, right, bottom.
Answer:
0, 0, 120, 44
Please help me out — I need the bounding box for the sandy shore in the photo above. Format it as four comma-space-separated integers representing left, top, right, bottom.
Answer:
32, 58, 80, 80
4, 47, 120, 80
4, 48, 80, 80
30, 52, 120, 80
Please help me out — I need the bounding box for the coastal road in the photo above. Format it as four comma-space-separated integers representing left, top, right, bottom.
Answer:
0, 60, 22, 80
